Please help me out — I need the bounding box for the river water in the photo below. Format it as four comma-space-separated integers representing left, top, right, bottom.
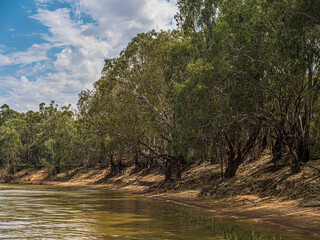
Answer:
0, 184, 318, 239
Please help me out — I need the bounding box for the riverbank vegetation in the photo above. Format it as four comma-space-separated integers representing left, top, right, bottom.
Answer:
163, 205, 284, 240
1, 0, 320, 198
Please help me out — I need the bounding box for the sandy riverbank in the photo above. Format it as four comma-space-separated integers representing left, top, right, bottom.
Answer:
1, 155, 320, 238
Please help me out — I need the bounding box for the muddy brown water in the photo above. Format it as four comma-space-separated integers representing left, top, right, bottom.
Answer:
0, 184, 318, 239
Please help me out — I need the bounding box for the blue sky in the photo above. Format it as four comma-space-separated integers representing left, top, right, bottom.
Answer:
0, 0, 177, 112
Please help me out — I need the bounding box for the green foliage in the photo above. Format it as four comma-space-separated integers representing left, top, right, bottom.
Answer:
37, 104, 79, 173
1, 0, 320, 180
0, 102, 79, 174
162, 205, 285, 240
0, 119, 25, 174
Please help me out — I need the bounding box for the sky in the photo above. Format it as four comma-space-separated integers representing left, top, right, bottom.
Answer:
0, 0, 177, 112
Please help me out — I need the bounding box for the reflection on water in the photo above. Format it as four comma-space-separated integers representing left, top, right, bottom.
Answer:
0, 184, 318, 240
0, 184, 222, 239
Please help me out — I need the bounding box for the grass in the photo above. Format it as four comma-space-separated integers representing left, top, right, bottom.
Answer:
162, 205, 285, 240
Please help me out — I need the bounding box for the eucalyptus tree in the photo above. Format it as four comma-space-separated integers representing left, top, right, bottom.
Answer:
218, 0, 320, 173
175, 0, 218, 34
36, 103, 79, 173
173, 0, 265, 178
77, 72, 133, 169
0, 118, 26, 174
24, 110, 43, 167
118, 30, 200, 180
0, 104, 22, 126
80, 30, 189, 180
74, 0, 319, 180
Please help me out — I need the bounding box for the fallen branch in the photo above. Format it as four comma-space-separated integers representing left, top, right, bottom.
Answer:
307, 175, 320, 183
231, 197, 258, 206
300, 203, 320, 208
300, 162, 320, 174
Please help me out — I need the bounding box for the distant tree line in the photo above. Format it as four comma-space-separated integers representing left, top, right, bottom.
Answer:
1, 0, 319, 181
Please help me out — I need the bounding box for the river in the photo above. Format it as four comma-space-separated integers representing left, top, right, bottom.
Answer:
0, 184, 318, 239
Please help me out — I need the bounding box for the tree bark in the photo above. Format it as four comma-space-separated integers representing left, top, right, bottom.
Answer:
224, 126, 261, 178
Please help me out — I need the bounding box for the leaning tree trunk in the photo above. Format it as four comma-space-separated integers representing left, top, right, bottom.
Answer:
285, 131, 301, 174
288, 149, 301, 174
225, 153, 242, 179
224, 126, 261, 179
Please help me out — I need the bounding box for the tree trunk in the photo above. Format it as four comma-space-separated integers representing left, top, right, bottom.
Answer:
174, 155, 184, 179
298, 138, 309, 164
225, 154, 243, 179
289, 151, 301, 173
224, 126, 261, 178
272, 138, 283, 169
109, 153, 116, 172
286, 134, 301, 173
8, 160, 15, 175
134, 147, 140, 169
164, 155, 184, 182
219, 146, 224, 178
225, 144, 236, 179
164, 159, 172, 182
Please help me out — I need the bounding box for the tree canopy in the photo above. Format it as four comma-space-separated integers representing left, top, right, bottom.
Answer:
1, 0, 319, 181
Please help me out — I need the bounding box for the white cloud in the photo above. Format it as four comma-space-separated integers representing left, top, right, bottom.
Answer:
0, 55, 12, 65
76, 0, 177, 56
0, 43, 51, 67
17, 61, 52, 77
34, 0, 54, 4
0, 73, 84, 112
1, 0, 177, 112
